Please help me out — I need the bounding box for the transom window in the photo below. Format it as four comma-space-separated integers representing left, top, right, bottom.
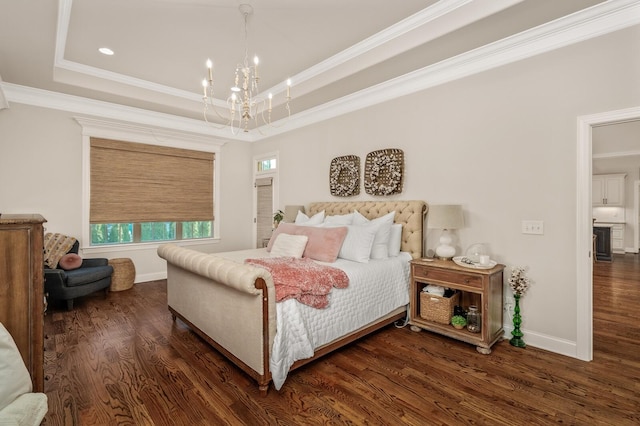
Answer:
257, 158, 277, 172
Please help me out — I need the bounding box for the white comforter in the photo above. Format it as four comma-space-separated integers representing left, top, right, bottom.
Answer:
218, 249, 411, 389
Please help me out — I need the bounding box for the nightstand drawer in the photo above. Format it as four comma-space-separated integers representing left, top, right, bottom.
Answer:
412, 265, 483, 289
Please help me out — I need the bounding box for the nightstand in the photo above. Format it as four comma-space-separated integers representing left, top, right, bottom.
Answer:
409, 259, 505, 354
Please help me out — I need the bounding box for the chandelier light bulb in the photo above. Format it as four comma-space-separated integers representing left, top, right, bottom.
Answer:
206, 59, 213, 81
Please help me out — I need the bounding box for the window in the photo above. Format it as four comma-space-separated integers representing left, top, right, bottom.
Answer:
89, 138, 214, 246
257, 158, 276, 172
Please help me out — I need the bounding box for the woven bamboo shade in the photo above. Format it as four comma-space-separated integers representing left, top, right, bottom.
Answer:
90, 138, 214, 223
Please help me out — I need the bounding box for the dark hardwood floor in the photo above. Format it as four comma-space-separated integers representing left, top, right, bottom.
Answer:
42, 255, 640, 425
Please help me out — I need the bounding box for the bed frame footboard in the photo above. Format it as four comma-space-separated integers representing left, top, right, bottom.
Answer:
158, 244, 276, 394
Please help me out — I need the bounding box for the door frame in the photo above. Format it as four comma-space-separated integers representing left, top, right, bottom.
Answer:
252, 152, 279, 248
635, 180, 640, 253
576, 105, 640, 361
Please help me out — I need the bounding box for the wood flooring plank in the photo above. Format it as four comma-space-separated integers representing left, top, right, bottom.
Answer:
41, 255, 640, 425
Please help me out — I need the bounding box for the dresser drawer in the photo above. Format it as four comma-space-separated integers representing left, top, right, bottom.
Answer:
412, 265, 483, 289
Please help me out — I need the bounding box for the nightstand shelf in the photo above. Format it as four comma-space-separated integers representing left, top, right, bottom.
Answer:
409, 259, 505, 354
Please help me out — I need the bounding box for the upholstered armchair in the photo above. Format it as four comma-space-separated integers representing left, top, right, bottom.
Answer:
44, 239, 113, 310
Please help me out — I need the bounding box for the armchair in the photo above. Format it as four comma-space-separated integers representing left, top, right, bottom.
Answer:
44, 241, 113, 310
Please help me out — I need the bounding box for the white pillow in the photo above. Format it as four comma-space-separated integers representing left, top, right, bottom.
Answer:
324, 212, 354, 225
338, 223, 378, 263
295, 210, 325, 226
270, 233, 309, 258
353, 210, 396, 259
0, 322, 33, 411
388, 223, 403, 257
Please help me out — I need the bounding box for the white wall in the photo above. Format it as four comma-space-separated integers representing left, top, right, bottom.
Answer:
252, 25, 640, 355
1, 23, 638, 359
0, 103, 255, 282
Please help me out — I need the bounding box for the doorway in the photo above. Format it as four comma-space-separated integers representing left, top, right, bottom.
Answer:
253, 152, 279, 248
576, 105, 640, 361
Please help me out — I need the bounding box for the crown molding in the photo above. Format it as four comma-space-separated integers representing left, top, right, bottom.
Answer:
73, 116, 226, 151
257, 0, 640, 139
54, 0, 520, 106
4, 0, 639, 142
1, 82, 252, 142
286, 0, 522, 99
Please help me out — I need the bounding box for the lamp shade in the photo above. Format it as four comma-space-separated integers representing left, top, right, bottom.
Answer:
284, 205, 305, 223
427, 205, 464, 230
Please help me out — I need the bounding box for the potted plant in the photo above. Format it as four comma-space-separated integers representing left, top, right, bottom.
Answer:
273, 210, 284, 228
450, 315, 467, 330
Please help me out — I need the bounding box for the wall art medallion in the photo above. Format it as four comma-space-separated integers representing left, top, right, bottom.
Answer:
330, 155, 360, 197
364, 149, 404, 196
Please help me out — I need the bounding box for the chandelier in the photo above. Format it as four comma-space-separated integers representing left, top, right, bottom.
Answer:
201, 4, 291, 134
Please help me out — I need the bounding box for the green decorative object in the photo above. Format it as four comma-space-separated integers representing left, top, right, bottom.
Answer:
509, 294, 526, 348
450, 315, 467, 329
273, 210, 284, 227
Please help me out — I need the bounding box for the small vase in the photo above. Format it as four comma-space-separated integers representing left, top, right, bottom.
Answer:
509, 294, 526, 348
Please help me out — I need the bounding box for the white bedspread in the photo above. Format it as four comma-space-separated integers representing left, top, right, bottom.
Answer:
218, 249, 411, 390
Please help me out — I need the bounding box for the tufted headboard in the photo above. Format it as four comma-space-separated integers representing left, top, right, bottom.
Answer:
307, 200, 428, 259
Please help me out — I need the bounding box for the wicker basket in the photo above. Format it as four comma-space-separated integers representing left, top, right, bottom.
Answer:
420, 290, 459, 324
108, 258, 135, 291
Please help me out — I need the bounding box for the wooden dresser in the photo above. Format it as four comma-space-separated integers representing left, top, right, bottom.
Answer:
0, 214, 46, 392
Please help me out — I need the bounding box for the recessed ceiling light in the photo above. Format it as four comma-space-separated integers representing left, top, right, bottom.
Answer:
98, 47, 114, 56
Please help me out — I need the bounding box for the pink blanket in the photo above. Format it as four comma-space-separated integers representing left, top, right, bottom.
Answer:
245, 257, 349, 309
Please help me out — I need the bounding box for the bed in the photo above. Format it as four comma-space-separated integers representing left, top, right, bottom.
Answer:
157, 200, 427, 394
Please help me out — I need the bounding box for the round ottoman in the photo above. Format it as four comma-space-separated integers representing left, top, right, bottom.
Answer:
108, 258, 135, 291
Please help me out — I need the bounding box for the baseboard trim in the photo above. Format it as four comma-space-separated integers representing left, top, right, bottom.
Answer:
135, 271, 167, 284
502, 325, 579, 359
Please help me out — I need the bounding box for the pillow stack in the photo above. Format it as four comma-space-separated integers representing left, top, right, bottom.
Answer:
267, 209, 402, 263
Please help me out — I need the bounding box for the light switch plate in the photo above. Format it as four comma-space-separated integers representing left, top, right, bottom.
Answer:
522, 220, 544, 235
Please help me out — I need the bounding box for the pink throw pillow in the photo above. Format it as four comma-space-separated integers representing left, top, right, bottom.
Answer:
58, 253, 82, 270
267, 223, 347, 263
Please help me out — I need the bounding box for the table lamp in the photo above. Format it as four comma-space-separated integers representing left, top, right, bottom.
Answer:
284, 205, 305, 223
427, 204, 465, 260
